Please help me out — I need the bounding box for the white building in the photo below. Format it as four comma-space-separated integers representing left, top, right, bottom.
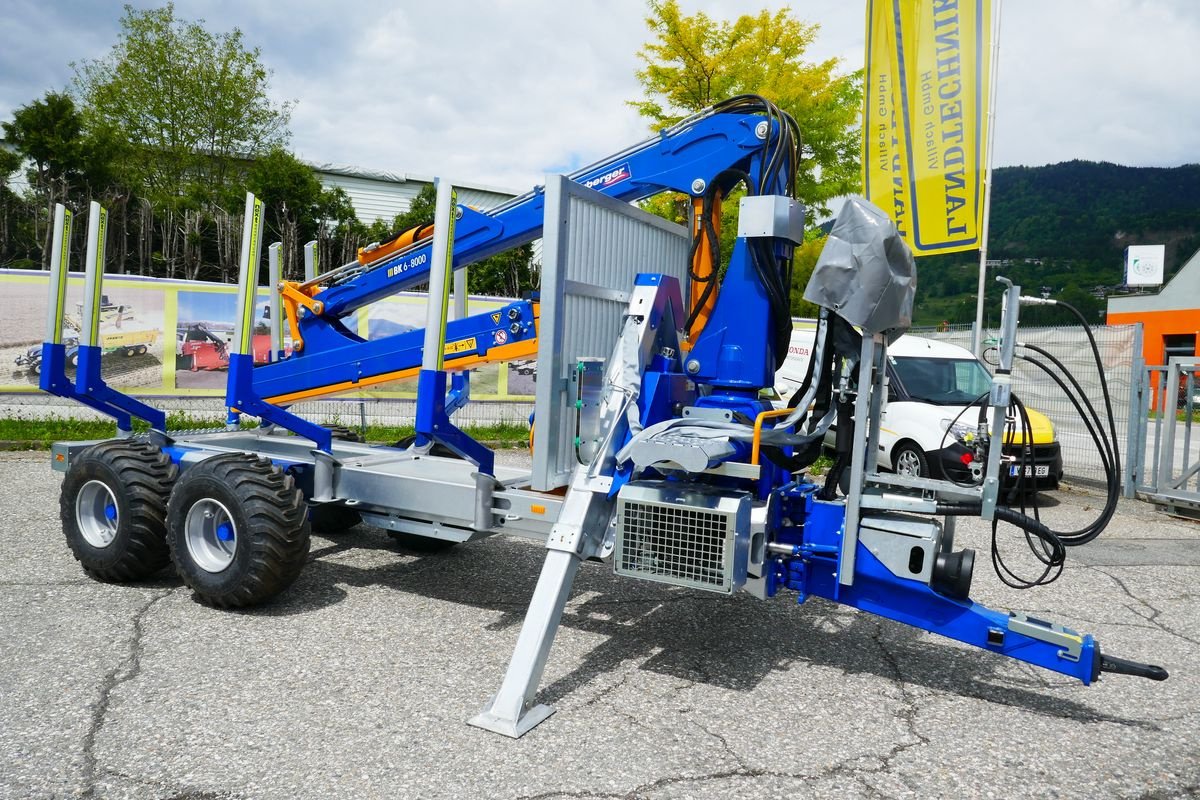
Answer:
310, 163, 521, 222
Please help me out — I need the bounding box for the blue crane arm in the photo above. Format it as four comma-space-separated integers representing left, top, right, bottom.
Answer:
309, 110, 772, 322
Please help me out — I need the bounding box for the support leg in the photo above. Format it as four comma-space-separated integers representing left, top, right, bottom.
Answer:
469, 549, 582, 737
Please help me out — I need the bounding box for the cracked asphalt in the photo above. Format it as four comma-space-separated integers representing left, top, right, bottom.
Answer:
2, 449, 1198, 799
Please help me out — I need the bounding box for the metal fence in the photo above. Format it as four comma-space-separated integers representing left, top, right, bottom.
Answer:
0, 319, 1153, 491
1127, 358, 1200, 517
0, 393, 532, 434
915, 323, 1142, 488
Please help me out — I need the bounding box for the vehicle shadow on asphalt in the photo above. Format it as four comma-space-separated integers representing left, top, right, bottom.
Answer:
211, 526, 1159, 731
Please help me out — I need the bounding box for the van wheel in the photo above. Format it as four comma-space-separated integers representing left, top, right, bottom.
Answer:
892, 441, 929, 478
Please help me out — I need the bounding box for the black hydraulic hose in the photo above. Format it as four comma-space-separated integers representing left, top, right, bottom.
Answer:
935, 391, 990, 489
684, 169, 755, 334
820, 395, 854, 500
1013, 351, 1118, 545
1055, 301, 1122, 473
1019, 340, 1120, 480
936, 502, 1066, 562
710, 95, 793, 196
1019, 353, 1116, 487
684, 187, 722, 333
999, 393, 1063, 587
936, 501, 1067, 588
748, 238, 793, 371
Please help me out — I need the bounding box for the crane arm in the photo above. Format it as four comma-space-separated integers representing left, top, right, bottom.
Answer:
297, 105, 778, 325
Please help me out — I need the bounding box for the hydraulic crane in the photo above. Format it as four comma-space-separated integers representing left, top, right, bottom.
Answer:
39, 96, 1165, 739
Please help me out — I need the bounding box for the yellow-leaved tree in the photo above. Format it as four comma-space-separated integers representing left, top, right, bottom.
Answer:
632, 1, 862, 314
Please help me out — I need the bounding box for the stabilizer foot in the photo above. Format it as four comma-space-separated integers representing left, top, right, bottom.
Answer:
468, 700, 556, 738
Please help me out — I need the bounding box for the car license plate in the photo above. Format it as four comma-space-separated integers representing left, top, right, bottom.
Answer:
1009, 465, 1049, 477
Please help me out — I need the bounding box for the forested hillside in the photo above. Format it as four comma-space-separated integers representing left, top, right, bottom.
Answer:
913, 161, 1200, 326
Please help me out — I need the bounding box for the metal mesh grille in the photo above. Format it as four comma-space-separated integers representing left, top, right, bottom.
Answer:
616, 499, 732, 592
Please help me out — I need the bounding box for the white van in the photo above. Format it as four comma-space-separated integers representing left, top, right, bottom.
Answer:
775, 325, 1063, 487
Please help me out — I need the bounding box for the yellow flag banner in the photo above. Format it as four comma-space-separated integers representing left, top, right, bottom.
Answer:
864, 0, 993, 256
863, 0, 911, 238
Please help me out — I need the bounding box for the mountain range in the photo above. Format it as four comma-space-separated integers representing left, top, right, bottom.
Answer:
909, 160, 1200, 326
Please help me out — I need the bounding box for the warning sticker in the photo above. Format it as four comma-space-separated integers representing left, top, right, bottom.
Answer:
493, 329, 509, 345
491, 312, 502, 324
443, 337, 477, 355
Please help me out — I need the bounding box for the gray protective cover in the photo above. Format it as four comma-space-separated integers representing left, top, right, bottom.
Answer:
803, 196, 916, 340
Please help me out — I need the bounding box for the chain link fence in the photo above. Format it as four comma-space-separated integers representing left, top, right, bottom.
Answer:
0, 393, 532, 435
914, 323, 1141, 487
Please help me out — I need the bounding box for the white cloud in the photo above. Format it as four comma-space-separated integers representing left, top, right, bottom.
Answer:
2, 0, 1198, 196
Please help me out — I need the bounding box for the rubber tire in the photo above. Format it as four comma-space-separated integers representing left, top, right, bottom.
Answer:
60, 439, 177, 582
327, 425, 364, 443
68, 351, 79, 367
166, 453, 310, 608
891, 441, 930, 479
309, 503, 361, 534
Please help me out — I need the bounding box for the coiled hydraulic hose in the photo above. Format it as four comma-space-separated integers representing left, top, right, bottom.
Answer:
943, 298, 1121, 588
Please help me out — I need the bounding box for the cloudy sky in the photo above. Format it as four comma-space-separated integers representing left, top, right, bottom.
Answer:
2, 0, 1198, 192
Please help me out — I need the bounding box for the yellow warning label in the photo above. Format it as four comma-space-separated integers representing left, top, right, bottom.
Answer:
490, 312, 502, 324
444, 337, 477, 355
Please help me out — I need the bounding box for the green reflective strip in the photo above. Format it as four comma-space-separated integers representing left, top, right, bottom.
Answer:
240, 198, 263, 348
88, 208, 108, 342
52, 210, 73, 345
434, 191, 457, 370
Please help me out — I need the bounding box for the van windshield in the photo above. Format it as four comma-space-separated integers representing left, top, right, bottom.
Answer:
891, 356, 992, 405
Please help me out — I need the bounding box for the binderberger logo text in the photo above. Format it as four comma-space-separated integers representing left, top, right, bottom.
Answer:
582, 163, 631, 190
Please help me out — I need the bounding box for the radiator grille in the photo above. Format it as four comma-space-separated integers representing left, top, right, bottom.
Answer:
614, 482, 752, 594
618, 500, 731, 589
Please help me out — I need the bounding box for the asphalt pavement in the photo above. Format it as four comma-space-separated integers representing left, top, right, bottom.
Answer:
2, 450, 1198, 799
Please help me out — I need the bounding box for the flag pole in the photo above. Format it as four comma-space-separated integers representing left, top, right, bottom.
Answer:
972, 0, 1004, 356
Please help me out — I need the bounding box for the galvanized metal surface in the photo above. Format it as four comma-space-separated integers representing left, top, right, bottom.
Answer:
1132, 357, 1200, 517
532, 176, 689, 491
614, 481, 751, 594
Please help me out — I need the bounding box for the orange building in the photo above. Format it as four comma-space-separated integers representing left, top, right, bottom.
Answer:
1107, 247, 1200, 368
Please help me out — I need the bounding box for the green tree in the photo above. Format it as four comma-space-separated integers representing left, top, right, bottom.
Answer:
72, 3, 292, 206
788, 232, 824, 318
632, 0, 862, 216
2, 92, 85, 199
0, 146, 27, 266
1, 92, 110, 267
67, 4, 294, 279
248, 148, 369, 280
248, 147, 323, 278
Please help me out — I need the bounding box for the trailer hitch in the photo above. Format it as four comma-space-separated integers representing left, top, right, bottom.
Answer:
1096, 651, 1170, 682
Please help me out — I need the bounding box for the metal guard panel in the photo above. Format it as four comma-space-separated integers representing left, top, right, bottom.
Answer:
614, 481, 751, 594
532, 177, 690, 491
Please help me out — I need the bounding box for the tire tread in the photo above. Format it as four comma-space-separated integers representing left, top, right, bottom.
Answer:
60, 439, 176, 582
167, 453, 310, 608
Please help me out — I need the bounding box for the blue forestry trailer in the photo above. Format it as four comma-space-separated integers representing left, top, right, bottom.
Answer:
40, 97, 1164, 737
